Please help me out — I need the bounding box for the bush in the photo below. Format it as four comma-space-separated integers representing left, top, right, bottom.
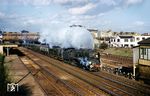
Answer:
100, 42, 108, 50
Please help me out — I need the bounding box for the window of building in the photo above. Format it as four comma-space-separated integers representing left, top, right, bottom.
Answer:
142, 48, 146, 55
140, 48, 150, 60
124, 44, 128, 47
117, 39, 120, 42
130, 38, 134, 42
3, 34, 7, 36
140, 48, 144, 59
124, 39, 128, 42
142, 37, 145, 40
136, 37, 140, 41
114, 39, 115, 42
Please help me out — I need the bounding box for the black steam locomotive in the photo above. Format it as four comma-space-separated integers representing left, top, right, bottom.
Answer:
26, 44, 101, 71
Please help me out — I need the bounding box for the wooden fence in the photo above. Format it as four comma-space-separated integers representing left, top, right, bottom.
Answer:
101, 54, 133, 66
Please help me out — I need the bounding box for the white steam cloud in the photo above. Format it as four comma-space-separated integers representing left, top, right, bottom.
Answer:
39, 26, 94, 49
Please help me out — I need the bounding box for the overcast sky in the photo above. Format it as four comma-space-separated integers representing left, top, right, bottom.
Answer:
0, 0, 149, 33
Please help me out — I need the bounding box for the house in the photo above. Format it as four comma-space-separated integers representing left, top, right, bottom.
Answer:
133, 38, 150, 84
110, 35, 150, 48
88, 29, 100, 48
98, 30, 141, 47
99, 30, 114, 38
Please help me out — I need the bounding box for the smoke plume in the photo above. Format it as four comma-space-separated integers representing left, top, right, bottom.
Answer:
39, 25, 94, 49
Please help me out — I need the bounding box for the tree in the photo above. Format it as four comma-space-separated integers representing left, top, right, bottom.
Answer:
100, 42, 108, 50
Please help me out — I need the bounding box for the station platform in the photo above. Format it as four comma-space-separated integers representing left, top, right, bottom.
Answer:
4, 55, 45, 96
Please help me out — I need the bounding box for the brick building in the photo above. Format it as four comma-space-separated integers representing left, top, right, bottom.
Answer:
2, 30, 40, 44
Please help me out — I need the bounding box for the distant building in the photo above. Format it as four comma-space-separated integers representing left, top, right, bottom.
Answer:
133, 38, 150, 84
98, 30, 140, 46
110, 35, 150, 48
88, 29, 98, 38
99, 30, 140, 37
2, 31, 40, 44
117, 31, 140, 36
88, 29, 100, 48
88, 28, 149, 48
0, 31, 2, 43
98, 30, 114, 45
99, 30, 114, 38
141, 33, 150, 36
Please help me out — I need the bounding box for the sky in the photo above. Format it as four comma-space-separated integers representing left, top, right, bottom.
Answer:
0, 0, 150, 33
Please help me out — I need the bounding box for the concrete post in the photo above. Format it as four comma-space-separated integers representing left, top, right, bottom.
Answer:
133, 47, 139, 77
133, 65, 136, 77
6, 47, 10, 56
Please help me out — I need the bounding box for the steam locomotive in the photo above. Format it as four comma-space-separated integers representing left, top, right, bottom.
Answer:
25, 44, 101, 71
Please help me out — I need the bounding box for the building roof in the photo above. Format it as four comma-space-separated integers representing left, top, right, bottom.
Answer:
21, 30, 29, 33
138, 37, 150, 45
87, 29, 98, 32
141, 33, 150, 36
119, 36, 133, 38
70, 24, 83, 27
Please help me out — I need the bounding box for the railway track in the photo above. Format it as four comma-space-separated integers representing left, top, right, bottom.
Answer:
99, 58, 150, 94
93, 71, 150, 96
18, 47, 150, 96
20, 56, 71, 96
42, 59, 147, 96
19, 48, 106, 96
